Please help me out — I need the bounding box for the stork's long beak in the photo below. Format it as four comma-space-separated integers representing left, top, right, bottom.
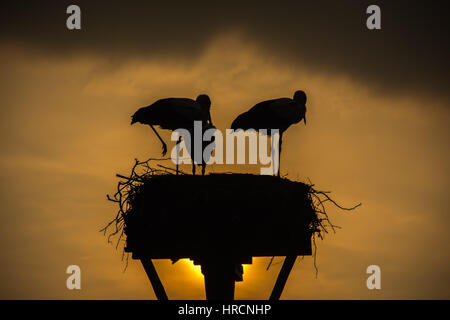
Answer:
303, 115, 307, 125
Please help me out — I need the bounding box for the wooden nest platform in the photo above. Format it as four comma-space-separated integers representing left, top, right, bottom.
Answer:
124, 173, 316, 260
103, 159, 359, 300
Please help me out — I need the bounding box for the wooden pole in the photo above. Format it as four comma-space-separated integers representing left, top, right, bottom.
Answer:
201, 260, 236, 300
140, 259, 168, 300
269, 255, 297, 300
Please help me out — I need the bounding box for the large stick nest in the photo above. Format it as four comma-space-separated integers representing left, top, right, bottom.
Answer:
102, 158, 360, 272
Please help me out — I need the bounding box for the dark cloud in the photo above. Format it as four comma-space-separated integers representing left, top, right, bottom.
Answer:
1, 0, 449, 102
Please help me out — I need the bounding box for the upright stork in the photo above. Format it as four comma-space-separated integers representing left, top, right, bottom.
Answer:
131, 94, 213, 175
231, 90, 307, 176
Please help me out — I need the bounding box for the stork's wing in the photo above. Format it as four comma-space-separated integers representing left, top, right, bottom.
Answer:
139, 98, 203, 130
164, 98, 203, 122
231, 98, 294, 131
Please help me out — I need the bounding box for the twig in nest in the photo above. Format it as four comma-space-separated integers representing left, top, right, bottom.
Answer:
101, 157, 177, 270
265, 182, 361, 275
266, 256, 275, 271
157, 164, 187, 175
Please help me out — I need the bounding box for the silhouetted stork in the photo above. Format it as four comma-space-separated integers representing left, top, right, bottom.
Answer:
231, 90, 307, 176
131, 94, 213, 175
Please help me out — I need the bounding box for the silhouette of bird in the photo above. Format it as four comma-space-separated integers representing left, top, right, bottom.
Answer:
131, 94, 213, 175
231, 90, 307, 176
183, 123, 216, 176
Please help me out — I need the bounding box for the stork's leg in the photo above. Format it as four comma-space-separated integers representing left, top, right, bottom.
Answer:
270, 135, 275, 176
201, 141, 206, 176
176, 136, 182, 175
277, 133, 283, 177
189, 134, 196, 175
149, 124, 168, 156
201, 162, 206, 176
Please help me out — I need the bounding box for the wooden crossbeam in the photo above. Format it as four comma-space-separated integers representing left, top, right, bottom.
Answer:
140, 259, 168, 300
269, 255, 297, 300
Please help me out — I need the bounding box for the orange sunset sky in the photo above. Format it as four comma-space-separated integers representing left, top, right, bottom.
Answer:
0, 1, 449, 299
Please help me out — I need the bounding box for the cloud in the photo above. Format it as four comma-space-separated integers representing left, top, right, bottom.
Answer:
1, 0, 449, 103
0, 40, 449, 298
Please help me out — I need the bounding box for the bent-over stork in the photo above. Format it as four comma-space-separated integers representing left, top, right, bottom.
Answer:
230, 90, 307, 176
131, 94, 213, 175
